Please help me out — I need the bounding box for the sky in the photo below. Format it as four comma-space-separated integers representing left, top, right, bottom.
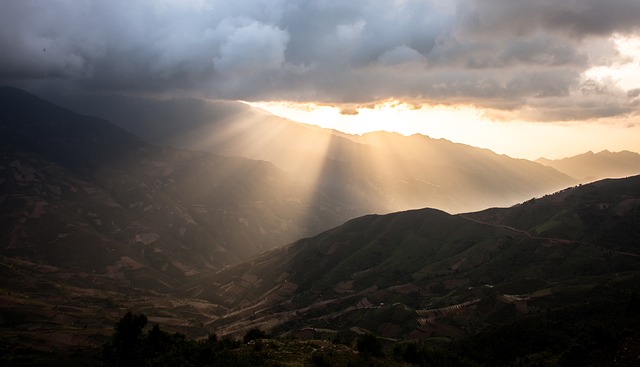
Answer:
1, 0, 640, 159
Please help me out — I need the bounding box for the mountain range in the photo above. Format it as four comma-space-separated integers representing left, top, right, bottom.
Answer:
47, 92, 640, 212
43, 92, 584, 214
537, 150, 640, 182
1, 87, 640, 362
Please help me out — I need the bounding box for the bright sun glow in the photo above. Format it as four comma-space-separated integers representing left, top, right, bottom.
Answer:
245, 100, 640, 161
244, 100, 487, 136
584, 34, 640, 92
244, 35, 640, 161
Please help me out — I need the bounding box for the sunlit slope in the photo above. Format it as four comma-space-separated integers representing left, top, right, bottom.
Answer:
189, 175, 640, 340
352, 132, 575, 211
0, 87, 355, 286
61, 94, 576, 214
537, 150, 640, 182
43, 93, 365, 178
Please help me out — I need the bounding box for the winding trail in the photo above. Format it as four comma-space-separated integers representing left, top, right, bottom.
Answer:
459, 214, 640, 258
459, 214, 575, 244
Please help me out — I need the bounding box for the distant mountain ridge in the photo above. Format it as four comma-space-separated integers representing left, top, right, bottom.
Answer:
46, 92, 576, 214
537, 150, 640, 181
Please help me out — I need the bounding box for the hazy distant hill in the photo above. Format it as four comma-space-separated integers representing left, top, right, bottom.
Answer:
351, 131, 575, 211
0, 87, 354, 288
537, 150, 640, 181
48, 93, 576, 213
188, 175, 640, 340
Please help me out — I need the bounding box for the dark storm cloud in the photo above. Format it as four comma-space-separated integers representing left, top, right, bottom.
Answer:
1, 0, 639, 121
457, 0, 640, 38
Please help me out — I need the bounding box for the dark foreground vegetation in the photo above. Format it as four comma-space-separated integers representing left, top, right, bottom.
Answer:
3, 287, 640, 367
391, 287, 640, 367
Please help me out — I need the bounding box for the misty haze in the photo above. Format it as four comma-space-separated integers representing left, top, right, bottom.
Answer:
1, 1, 640, 366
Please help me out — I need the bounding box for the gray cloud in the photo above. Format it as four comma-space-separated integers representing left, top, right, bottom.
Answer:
1, 0, 639, 121
457, 0, 640, 39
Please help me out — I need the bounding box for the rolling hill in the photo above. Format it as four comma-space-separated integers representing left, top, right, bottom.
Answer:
187, 175, 640, 343
3, 174, 639, 364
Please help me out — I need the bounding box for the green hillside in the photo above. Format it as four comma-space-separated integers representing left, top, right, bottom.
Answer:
190, 175, 640, 347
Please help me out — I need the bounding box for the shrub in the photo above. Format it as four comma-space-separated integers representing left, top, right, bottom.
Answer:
356, 333, 383, 357
243, 327, 269, 344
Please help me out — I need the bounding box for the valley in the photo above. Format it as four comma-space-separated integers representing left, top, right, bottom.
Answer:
4, 2, 640, 365
1, 88, 640, 366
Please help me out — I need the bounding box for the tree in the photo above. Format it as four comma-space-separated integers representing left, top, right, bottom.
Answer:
356, 333, 383, 357
103, 312, 148, 367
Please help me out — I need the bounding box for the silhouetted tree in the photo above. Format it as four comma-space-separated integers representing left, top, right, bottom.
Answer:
103, 312, 148, 367
356, 333, 383, 357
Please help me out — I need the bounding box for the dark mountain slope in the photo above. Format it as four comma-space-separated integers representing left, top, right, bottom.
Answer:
465, 175, 640, 253
0, 147, 201, 289
0, 87, 142, 176
0, 87, 354, 288
187, 175, 640, 341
